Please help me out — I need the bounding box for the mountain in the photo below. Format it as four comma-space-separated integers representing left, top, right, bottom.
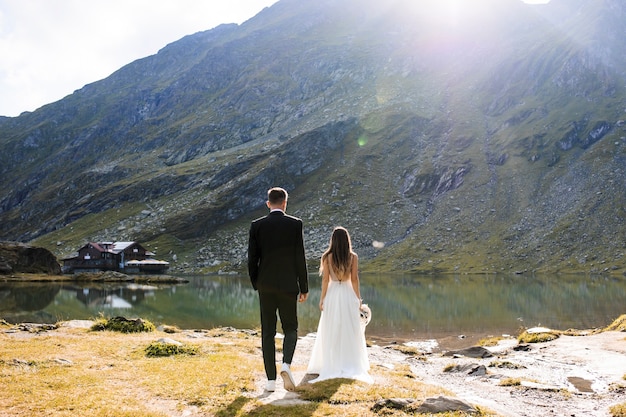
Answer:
1, 0, 625, 275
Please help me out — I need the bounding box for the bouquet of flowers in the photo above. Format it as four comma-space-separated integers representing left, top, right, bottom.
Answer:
359, 303, 371, 327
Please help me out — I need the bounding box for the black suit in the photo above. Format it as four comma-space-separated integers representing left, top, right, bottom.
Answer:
248, 210, 308, 380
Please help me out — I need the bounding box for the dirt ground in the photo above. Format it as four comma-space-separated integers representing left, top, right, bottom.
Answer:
266, 330, 626, 416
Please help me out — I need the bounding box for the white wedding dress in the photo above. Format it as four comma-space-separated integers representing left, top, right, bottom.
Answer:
306, 264, 372, 383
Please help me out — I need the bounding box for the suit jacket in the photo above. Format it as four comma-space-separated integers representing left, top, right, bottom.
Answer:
248, 210, 308, 295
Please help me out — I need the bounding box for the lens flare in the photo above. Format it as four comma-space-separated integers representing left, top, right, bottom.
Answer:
372, 240, 385, 249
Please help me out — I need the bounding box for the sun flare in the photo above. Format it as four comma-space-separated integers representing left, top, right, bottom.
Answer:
399, 0, 485, 29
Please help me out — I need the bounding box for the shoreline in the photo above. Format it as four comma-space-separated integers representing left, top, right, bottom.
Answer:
0, 271, 188, 284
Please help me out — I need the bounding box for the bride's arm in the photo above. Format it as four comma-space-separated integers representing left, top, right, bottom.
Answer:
319, 258, 330, 311
350, 253, 362, 305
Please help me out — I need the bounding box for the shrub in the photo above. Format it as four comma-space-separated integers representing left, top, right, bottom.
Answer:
145, 341, 198, 357
91, 316, 155, 333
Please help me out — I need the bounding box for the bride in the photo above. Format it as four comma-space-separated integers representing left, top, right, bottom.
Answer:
307, 226, 373, 383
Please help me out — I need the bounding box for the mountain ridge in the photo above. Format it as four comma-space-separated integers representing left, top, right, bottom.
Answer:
1, 0, 625, 275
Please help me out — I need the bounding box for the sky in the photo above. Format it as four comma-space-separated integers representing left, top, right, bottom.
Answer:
0, 0, 278, 117
0, 0, 548, 118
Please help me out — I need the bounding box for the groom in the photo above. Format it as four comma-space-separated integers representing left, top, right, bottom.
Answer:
248, 187, 309, 392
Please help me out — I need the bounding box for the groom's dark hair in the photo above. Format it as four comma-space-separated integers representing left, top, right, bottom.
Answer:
268, 187, 288, 205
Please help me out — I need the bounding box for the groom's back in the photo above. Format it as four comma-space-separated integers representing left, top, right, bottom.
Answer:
250, 212, 305, 293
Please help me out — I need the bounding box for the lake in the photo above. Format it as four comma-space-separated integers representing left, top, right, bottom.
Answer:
1, 273, 624, 346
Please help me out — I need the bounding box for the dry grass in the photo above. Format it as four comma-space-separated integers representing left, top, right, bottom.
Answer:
604, 314, 626, 332
0, 322, 489, 417
610, 403, 626, 417
488, 361, 525, 370
517, 331, 560, 344
499, 378, 521, 387
477, 336, 504, 347
386, 344, 426, 357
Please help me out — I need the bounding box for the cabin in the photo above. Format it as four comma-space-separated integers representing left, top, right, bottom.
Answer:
62, 241, 169, 274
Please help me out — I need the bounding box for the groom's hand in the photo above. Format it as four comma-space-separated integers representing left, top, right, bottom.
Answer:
299, 292, 308, 303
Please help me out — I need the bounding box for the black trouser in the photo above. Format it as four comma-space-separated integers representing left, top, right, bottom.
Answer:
258, 290, 298, 380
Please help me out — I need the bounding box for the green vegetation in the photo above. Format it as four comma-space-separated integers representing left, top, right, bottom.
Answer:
7, 0, 626, 279
145, 340, 198, 357
91, 316, 156, 333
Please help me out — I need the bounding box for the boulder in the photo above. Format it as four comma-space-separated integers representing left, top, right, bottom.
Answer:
371, 398, 415, 412
446, 363, 488, 376
443, 346, 493, 358
416, 396, 478, 414
0, 241, 61, 275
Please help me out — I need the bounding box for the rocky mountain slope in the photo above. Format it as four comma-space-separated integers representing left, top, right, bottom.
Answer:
1, 0, 625, 275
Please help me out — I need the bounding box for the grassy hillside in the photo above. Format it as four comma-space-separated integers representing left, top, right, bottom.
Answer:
1, 0, 625, 275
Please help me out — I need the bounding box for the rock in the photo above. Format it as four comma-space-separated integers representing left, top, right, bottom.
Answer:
526, 327, 552, 334
15, 323, 58, 333
443, 346, 493, 358
0, 241, 61, 275
415, 396, 478, 414
60, 320, 94, 329
568, 376, 595, 393
446, 363, 488, 376
156, 338, 183, 346
371, 398, 415, 412
513, 344, 532, 351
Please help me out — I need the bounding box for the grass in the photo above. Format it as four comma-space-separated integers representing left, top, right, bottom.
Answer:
478, 336, 505, 347
604, 314, 626, 332
517, 330, 560, 344
499, 378, 521, 387
610, 403, 626, 417
91, 316, 156, 333
3, 311, 623, 416
144, 340, 199, 357
0, 321, 489, 417
489, 361, 525, 370
387, 344, 427, 357
610, 375, 626, 417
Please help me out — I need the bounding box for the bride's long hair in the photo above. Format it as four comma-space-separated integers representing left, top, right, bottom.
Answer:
320, 226, 353, 277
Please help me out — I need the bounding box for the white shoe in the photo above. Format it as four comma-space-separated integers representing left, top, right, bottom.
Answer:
280, 363, 296, 391
265, 380, 275, 392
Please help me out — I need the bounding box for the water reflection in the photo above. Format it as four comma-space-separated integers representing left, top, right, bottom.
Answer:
69, 284, 155, 309
0, 274, 624, 342
0, 283, 62, 323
